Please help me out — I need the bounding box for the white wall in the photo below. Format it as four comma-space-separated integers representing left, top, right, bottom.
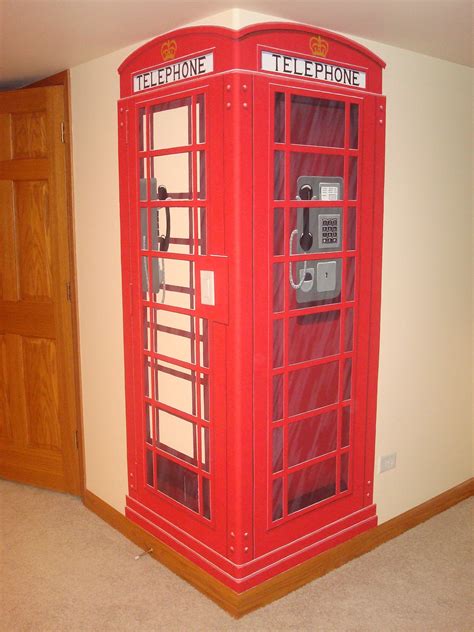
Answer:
70, 9, 473, 521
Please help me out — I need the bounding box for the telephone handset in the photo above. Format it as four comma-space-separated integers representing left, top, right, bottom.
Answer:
299, 184, 314, 252
157, 185, 171, 252
140, 178, 172, 302
290, 176, 344, 303
289, 183, 314, 290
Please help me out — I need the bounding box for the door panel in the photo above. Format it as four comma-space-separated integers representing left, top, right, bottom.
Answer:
0, 87, 80, 494
254, 76, 376, 555
121, 76, 227, 552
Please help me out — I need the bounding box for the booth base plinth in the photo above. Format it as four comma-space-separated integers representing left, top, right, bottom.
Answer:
84, 480, 473, 617
125, 495, 377, 592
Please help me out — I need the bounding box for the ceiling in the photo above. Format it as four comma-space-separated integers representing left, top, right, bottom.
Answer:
1, 0, 472, 89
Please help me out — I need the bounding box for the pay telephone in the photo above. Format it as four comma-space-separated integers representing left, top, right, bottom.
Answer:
140, 178, 171, 301
290, 176, 343, 304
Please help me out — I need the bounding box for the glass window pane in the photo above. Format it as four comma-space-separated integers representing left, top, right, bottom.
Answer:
349, 157, 358, 200
289, 206, 343, 253
140, 207, 148, 249
344, 308, 354, 352
198, 151, 206, 199
272, 477, 283, 521
272, 426, 283, 472
350, 104, 359, 149
139, 158, 148, 201
146, 450, 154, 486
202, 476, 211, 519
198, 208, 207, 255
343, 359, 352, 401
144, 355, 152, 398
150, 207, 193, 255
157, 456, 198, 512
341, 452, 349, 492
274, 92, 285, 143
145, 403, 152, 444
201, 426, 209, 472
199, 318, 209, 368
143, 307, 151, 351
273, 319, 284, 368
341, 406, 350, 447
273, 374, 283, 421
273, 263, 284, 313
274, 151, 285, 200
345, 257, 355, 301
289, 274, 342, 310
200, 373, 210, 421
197, 94, 205, 144
288, 410, 337, 466
151, 98, 191, 150
273, 207, 284, 256
138, 108, 146, 151
154, 360, 196, 416
291, 96, 345, 147
290, 153, 344, 199
347, 206, 356, 250
141, 256, 149, 300
156, 409, 196, 465
288, 457, 336, 513
288, 361, 339, 416
153, 309, 195, 364
151, 258, 194, 309
152, 153, 192, 199
289, 311, 340, 365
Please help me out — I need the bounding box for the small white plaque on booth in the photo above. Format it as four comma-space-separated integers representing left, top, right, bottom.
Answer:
200, 270, 215, 306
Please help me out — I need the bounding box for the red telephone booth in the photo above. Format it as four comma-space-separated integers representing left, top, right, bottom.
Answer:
117, 22, 386, 593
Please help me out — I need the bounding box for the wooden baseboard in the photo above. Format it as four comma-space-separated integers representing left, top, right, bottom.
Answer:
83, 478, 473, 618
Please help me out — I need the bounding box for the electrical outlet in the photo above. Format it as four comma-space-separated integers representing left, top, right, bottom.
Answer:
379, 452, 397, 473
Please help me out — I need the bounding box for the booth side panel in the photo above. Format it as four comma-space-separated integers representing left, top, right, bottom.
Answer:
118, 101, 139, 494
363, 94, 386, 503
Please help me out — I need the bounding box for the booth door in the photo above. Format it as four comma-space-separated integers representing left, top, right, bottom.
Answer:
121, 76, 227, 552
253, 76, 378, 555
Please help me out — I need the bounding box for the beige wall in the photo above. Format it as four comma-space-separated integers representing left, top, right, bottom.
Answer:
70, 9, 473, 521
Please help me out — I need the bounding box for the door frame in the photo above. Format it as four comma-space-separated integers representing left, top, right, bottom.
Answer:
119, 74, 228, 554
26, 71, 85, 496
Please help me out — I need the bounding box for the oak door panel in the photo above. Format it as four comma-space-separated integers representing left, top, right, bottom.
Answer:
0, 86, 80, 493
16, 180, 52, 301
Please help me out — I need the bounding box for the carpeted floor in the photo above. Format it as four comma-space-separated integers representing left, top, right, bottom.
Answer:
0, 480, 472, 632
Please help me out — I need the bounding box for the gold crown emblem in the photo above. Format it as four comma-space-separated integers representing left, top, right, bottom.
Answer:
310, 36, 329, 58
161, 39, 177, 61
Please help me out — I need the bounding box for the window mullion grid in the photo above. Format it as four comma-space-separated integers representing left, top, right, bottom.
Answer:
279, 90, 293, 520
141, 105, 160, 488
333, 103, 351, 495
189, 94, 205, 517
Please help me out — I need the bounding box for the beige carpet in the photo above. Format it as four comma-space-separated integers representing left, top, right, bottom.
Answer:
0, 480, 472, 632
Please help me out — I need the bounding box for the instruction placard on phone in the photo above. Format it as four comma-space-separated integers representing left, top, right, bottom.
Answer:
320, 185, 340, 200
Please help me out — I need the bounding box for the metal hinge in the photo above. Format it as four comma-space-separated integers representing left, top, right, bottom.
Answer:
61, 121, 65, 143
66, 281, 72, 302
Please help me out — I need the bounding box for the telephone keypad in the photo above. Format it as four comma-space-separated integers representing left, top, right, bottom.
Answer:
319, 214, 341, 248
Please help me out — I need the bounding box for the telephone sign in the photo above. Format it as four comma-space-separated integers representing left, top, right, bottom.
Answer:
133, 52, 214, 92
261, 50, 367, 88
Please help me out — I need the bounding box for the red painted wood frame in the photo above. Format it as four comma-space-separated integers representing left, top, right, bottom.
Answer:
118, 22, 386, 592
253, 75, 384, 557
119, 75, 230, 555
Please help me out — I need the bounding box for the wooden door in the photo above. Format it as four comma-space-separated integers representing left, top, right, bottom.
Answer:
0, 85, 81, 494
